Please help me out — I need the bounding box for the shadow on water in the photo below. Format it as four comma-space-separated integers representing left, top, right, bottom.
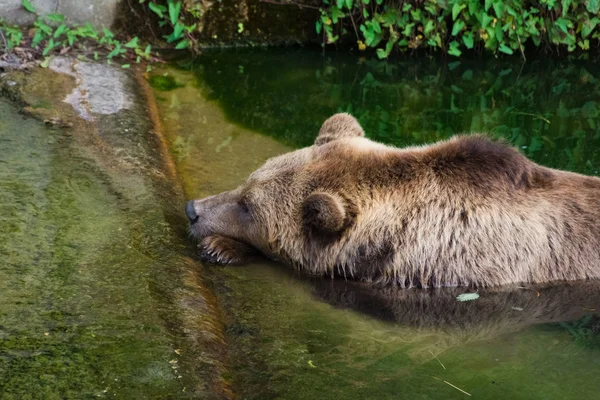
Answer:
151, 50, 600, 400
304, 274, 600, 333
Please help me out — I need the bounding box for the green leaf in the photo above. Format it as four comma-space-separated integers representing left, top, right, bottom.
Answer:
32, 30, 45, 47
40, 56, 52, 68
148, 2, 166, 18
424, 19, 435, 36
53, 24, 69, 38
452, 20, 465, 36
561, 0, 571, 17
555, 17, 572, 33
168, 1, 181, 25
448, 40, 462, 56
107, 43, 124, 59
237, 22, 244, 34
586, 0, 599, 13
122, 64, 131, 69
46, 13, 65, 22
582, 17, 599, 39
175, 39, 189, 49
103, 28, 114, 38
166, 22, 184, 42
66, 31, 77, 46
492, 1, 504, 16
456, 293, 480, 302
125, 37, 139, 48
452, 3, 466, 20
482, 13, 494, 29
345, 0, 353, 8
316, 20, 322, 34
498, 43, 514, 54
463, 31, 474, 48
22, 0, 36, 13
330, 6, 344, 24
337, 0, 345, 8
42, 38, 56, 56
376, 48, 387, 59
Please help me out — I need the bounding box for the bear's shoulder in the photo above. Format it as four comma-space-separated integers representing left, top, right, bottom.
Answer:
421, 135, 555, 190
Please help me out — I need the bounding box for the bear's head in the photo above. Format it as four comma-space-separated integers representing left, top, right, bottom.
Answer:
186, 113, 385, 272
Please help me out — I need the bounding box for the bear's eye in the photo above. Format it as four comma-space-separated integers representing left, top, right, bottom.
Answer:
238, 198, 251, 214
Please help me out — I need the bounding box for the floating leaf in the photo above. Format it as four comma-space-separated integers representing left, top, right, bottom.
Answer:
456, 292, 480, 302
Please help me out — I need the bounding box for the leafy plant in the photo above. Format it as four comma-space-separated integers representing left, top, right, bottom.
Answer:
298, 0, 600, 58
142, 0, 196, 50
0, 21, 23, 50
1, 0, 154, 68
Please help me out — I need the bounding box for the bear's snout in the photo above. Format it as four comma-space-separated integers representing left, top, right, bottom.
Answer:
185, 200, 199, 224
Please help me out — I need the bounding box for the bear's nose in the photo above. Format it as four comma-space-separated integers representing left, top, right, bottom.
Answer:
185, 200, 199, 224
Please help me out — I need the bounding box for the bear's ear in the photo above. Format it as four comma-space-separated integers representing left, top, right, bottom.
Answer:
302, 192, 346, 233
315, 113, 365, 146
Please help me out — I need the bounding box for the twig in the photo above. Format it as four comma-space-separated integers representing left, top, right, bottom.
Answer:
0, 27, 9, 55
433, 376, 471, 397
511, 111, 551, 124
349, 9, 359, 42
517, 33, 526, 61
428, 350, 446, 370
443, 380, 472, 397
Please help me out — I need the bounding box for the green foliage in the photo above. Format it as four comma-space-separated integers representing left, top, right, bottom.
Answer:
21, 0, 35, 13
0, 22, 23, 50
141, 0, 196, 51
314, 0, 600, 57
0, 2, 153, 66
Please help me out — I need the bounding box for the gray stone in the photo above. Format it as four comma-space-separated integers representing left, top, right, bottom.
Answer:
0, 0, 119, 28
49, 56, 134, 120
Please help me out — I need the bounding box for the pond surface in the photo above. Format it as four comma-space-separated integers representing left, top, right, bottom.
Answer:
154, 49, 600, 400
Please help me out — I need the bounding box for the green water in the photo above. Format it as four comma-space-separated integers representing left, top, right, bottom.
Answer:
153, 49, 600, 400
0, 97, 225, 399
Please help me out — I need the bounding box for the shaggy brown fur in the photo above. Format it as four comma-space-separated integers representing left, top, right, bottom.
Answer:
187, 113, 600, 288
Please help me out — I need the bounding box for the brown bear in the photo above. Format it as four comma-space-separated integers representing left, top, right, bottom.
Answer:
186, 113, 600, 288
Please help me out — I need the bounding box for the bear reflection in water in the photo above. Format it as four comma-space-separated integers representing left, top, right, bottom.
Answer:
304, 275, 599, 336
